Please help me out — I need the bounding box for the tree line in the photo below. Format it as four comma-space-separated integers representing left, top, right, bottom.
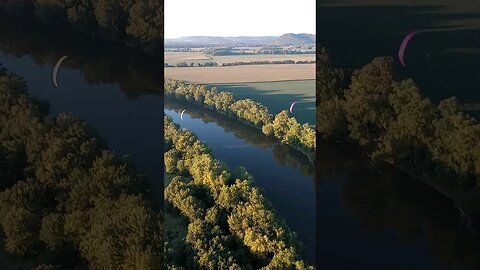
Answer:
317, 48, 480, 195
165, 61, 218, 68
203, 48, 315, 56
0, 66, 162, 269
164, 115, 313, 269
0, 0, 163, 56
221, 60, 316, 66
164, 80, 316, 160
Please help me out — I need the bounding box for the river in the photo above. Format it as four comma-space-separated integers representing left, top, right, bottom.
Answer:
2, 12, 480, 269
0, 18, 317, 264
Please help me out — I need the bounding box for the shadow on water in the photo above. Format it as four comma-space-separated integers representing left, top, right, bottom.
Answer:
316, 140, 480, 270
318, 4, 480, 103
0, 14, 163, 99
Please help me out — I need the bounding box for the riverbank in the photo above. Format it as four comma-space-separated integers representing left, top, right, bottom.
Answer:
317, 53, 480, 231
164, 115, 314, 269
164, 80, 316, 163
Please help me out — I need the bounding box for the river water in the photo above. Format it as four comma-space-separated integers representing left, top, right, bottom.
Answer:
0, 19, 317, 263
1, 12, 480, 269
319, 0, 480, 104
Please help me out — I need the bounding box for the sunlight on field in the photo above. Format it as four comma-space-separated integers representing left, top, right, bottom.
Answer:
164, 64, 315, 83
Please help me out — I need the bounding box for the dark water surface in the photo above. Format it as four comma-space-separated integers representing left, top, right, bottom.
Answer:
319, 0, 480, 104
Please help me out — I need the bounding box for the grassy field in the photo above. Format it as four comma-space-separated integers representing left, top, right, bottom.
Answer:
164, 51, 213, 64
164, 64, 315, 83
210, 80, 315, 125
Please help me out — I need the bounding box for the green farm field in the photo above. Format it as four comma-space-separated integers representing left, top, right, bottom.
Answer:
209, 80, 315, 125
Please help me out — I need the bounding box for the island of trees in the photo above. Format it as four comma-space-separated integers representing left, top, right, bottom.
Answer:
0, 66, 163, 269
317, 48, 480, 225
164, 80, 316, 161
164, 115, 312, 269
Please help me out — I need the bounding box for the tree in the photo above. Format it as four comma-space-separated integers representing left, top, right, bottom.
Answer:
0, 179, 44, 255
343, 57, 395, 148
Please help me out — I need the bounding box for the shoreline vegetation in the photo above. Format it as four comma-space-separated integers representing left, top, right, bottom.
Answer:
317, 47, 480, 228
164, 115, 313, 269
165, 59, 316, 68
0, 1, 163, 57
164, 79, 316, 163
0, 66, 163, 268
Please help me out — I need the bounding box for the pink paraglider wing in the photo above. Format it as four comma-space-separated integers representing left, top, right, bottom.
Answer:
289, 102, 296, 113
398, 32, 417, 67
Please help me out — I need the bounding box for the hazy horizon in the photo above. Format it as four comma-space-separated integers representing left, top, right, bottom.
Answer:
165, 0, 315, 39
165, 33, 315, 40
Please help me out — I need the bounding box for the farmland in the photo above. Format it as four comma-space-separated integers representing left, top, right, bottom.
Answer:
164, 64, 315, 83
164, 51, 316, 65
164, 48, 316, 124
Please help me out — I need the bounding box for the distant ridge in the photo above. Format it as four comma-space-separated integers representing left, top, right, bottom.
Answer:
267, 33, 316, 46
165, 36, 278, 46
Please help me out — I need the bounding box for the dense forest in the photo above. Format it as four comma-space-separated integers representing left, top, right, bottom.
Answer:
0, 66, 163, 269
317, 48, 480, 221
164, 115, 312, 269
164, 80, 316, 161
0, 0, 163, 56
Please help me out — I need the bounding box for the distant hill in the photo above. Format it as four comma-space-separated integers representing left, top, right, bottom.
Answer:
267, 33, 316, 46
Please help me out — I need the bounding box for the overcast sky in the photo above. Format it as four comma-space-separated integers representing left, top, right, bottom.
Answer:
165, 0, 316, 39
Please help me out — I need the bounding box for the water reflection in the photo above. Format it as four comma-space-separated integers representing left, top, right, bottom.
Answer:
165, 97, 315, 178
318, 3, 480, 103
0, 15, 162, 99
317, 141, 480, 270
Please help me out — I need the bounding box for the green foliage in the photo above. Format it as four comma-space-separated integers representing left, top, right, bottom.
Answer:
343, 57, 395, 147
0, 179, 43, 255
164, 115, 311, 268
164, 80, 316, 156
316, 48, 347, 137
78, 195, 162, 269
318, 51, 480, 189
39, 213, 65, 251
0, 70, 162, 268
31, 113, 105, 188
430, 98, 480, 181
